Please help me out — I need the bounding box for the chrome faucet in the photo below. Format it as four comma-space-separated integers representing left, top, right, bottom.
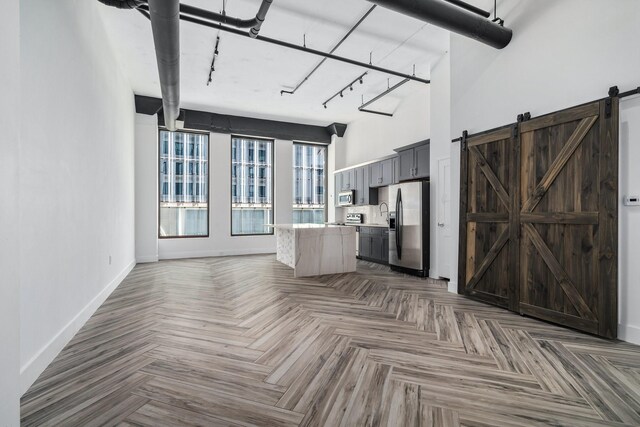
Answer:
379, 202, 389, 224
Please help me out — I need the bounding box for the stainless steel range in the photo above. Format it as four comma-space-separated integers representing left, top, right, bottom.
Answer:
345, 213, 364, 225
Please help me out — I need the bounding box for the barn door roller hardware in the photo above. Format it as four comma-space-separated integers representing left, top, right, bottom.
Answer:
366, 0, 512, 49
358, 77, 411, 117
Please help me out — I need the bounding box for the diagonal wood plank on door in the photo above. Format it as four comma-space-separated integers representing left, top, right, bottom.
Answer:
469, 146, 510, 210
522, 223, 597, 321
466, 227, 510, 290
521, 115, 598, 213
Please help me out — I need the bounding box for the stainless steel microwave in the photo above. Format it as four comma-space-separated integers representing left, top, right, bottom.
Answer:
338, 190, 355, 206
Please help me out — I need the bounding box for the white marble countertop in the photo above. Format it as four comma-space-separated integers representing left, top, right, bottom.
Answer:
327, 223, 389, 228
267, 224, 352, 230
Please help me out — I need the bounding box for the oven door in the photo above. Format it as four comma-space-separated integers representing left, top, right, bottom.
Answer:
338, 191, 354, 206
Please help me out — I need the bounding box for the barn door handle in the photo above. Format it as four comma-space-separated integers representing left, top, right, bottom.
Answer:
438, 222, 445, 227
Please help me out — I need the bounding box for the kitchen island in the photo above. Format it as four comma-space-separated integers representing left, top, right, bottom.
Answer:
269, 224, 356, 277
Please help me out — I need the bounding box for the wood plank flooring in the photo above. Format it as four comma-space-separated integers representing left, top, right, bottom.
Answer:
21, 255, 640, 426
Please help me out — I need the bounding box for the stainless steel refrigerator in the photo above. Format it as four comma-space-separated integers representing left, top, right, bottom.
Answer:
388, 181, 430, 277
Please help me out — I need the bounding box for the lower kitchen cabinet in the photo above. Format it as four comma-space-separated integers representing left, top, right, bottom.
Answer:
358, 226, 389, 265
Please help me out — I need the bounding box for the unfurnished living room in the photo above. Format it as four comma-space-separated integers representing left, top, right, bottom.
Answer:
2, 0, 640, 426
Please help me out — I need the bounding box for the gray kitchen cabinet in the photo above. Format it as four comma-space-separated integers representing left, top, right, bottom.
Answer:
397, 149, 415, 181
357, 227, 389, 265
342, 169, 356, 191
355, 166, 378, 206
414, 143, 430, 179
393, 156, 400, 184
369, 158, 394, 188
395, 140, 430, 181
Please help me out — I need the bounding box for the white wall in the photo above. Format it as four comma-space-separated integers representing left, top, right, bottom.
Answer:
0, 0, 21, 423
619, 97, 640, 344
135, 114, 159, 263
19, 0, 136, 392
447, 0, 640, 342
429, 48, 452, 280
335, 84, 430, 170
134, 129, 295, 259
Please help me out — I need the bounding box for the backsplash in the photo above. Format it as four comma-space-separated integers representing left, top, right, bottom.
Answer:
338, 187, 390, 225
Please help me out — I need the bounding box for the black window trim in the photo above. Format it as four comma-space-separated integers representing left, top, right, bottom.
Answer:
292, 141, 328, 224
158, 127, 211, 239
230, 134, 275, 237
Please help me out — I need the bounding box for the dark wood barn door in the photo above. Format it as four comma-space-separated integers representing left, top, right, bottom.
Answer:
458, 125, 519, 310
518, 100, 618, 338
458, 98, 619, 338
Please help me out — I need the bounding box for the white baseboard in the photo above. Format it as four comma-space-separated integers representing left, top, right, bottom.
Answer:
447, 281, 458, 294
159, 248, 276, 260
618, 323, 640, 345
136, 255, 158, 264
20, 259, 136, 395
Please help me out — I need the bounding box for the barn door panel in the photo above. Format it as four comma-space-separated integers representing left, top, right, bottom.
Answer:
458, 98, 618, 338
518, 99, 618, 338
458, 125, 518, 309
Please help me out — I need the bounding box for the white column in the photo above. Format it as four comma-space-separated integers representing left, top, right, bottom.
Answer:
0, 0, 21, 423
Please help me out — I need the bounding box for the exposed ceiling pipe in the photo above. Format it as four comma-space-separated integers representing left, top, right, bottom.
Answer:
366, 0, 512, 49
96, 0, 145, 9
179, 0, 273, 38
281, 5, 377, 96
148, 0, 181, 131
443, 0, 490, 18
143, 8, 431, 85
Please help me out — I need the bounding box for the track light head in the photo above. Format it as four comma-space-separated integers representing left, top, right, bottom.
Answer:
340, 92, 343, 98
350, 86, 353, 91
323, 104, 327, 109
359, 78, 363, 84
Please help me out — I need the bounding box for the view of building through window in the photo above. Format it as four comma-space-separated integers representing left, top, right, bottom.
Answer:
231, 136, 274, 235
293, 143, 326, 224
159, 130, 209, 237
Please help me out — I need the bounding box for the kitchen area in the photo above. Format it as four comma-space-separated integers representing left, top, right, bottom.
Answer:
329, 139, 431, 277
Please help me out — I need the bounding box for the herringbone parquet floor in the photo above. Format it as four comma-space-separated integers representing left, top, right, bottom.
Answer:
20, 255, 640, 426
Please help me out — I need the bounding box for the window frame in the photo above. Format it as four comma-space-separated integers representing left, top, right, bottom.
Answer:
230, 134, 275, 237
158, 128, 210, 239
292, 141, 328, 224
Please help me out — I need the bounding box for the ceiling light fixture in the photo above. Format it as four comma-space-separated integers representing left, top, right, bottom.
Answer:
321, 71, 368, 109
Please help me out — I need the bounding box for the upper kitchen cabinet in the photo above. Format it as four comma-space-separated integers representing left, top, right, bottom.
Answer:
355, 166, 378, 206
395, 140, 430, 181
341, 168, 356, 191
369, 158, 395, 188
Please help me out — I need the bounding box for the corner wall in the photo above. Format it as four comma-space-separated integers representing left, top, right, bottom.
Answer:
0, 0, 21, 422
335, 84, 430, 170
19, 0, 136, 392
447, 0, 640, 343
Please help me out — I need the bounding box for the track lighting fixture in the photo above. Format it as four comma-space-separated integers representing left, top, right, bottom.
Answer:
321, 71, 367, 108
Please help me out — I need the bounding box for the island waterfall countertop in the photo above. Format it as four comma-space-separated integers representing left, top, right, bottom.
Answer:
267, 224, 356, 277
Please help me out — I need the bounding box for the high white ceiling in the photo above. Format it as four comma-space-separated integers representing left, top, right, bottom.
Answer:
98, 0, 492, 125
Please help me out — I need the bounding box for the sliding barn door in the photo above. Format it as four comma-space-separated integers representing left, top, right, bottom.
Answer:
518, 99, 618, 338
458, 98, 619, 338
458, 125, 518, 310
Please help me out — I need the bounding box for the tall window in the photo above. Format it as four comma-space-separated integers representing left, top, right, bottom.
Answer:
293, 143, 327, 224
159, 130, 209, 238
231, 136, 274, 235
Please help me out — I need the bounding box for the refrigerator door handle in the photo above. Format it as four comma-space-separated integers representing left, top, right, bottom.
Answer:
397, 188, 403, 259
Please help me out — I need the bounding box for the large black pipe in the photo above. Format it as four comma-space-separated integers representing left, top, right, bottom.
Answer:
97, 0, 144, 9
148, 0, 180, 131
179, 0, 273, 38
367, 0, 512, 49
444, 0, 491, 18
